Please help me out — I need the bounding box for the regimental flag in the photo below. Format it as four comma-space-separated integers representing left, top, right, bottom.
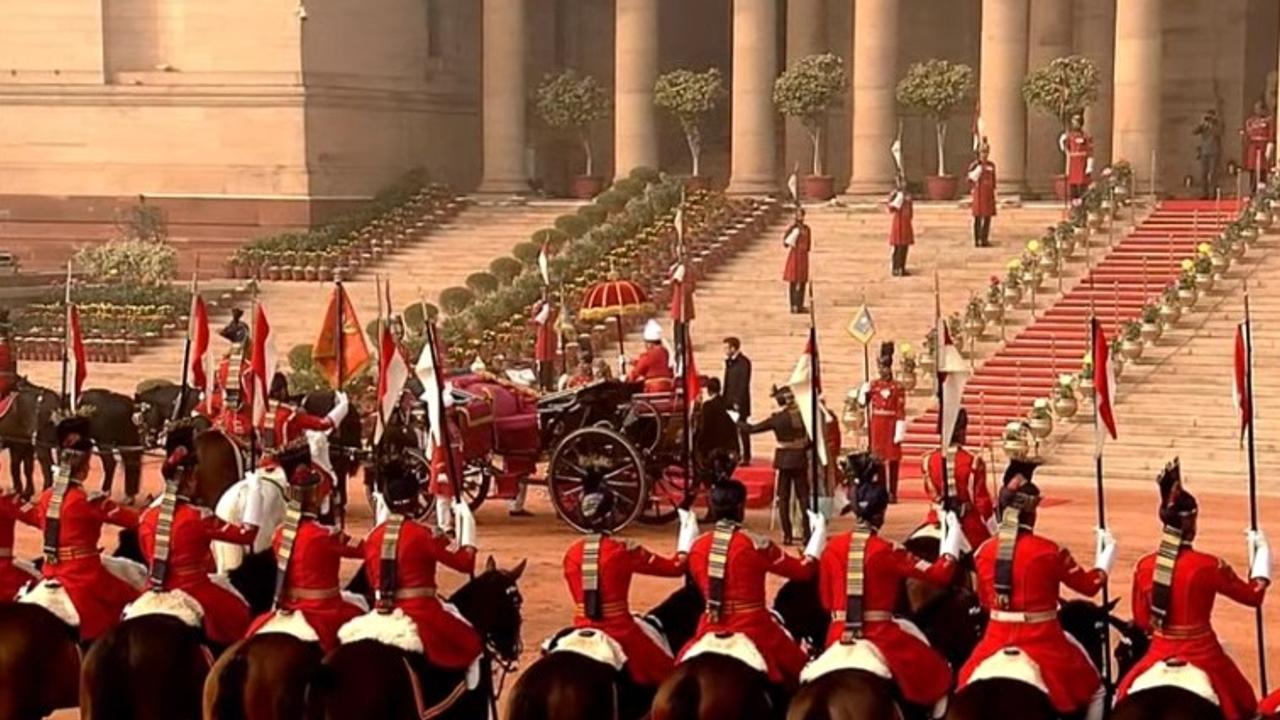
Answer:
1092, 317, 1118, 456
972, 99, 986, 153
788, 327, 827, 466
66, 304, 87, 410
415, 322, 445, 449
313, 283, 371, 389
188, 293, 211, 395
674, 200, 686, 253
787, 171, 799, 204
538, 244, 551, 286
935, 313, 969, 448
891, 135, 904, 177
1234, 319, 1253, 445
375, 321, 410, 445
250, 303, 277, 429
847, 305, 876, 345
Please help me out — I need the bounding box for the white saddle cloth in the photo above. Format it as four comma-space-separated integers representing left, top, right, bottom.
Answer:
680, 632, 767, 674
339, 608, 424, 654
800, 618, 929, 684
1128, 660, 1219, 706
123, 588, 204, 628
102, 555, 149, 591
255, 609, 320, 643
543, 628, 629, 671
19, 580, 81, 627
967, 647, 1049, 695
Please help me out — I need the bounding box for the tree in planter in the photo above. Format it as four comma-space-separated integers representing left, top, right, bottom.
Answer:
654, 68, 726, 178
773, 53, 848, 178
534, 70, 611, 179
895, 59, 975, 180
1022, 55, 1100, 158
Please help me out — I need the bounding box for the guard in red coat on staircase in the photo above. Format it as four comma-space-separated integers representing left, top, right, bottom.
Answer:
137, 423, 262, 647
968, 140, 997, 248
782, 208, 811, 313
562, 490, 698, 688
888, 176, 914, 277
1242, 99, 1275, 190
195, 311, 256, 445
920, 409, 995, 551
531, 296, 560, 391
864, 343, 906, 502
958, 459, 1116, 720
627, 320, 674, 393
1114, 459, 1270, 720
814, 452, 962, 718
679, 478, 825, 689
16, 416, 143, 641
1060, 113, 1094, 201
0, 489, 38, 600
267, 372, 349, 449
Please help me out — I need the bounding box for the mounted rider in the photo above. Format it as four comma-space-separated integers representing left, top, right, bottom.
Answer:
813, 452, 962, 718
136, 422, 264, 647
195, 310, 255, 446
0, 488, 39, 599
957, 459, 1117, 720
1114, 459, 1270, 720
266, 371, 349, 450
245, 434, 366, 652
348, 454, 482, 672
679, 477, 825, 689
626, 320, 674, 393
920, 409, 995, 551
16, 416, 143, 641
561, 490, 698, 687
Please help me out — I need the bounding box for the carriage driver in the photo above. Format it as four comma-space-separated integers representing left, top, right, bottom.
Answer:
135, 422, 264, 648
679, 478, 825, 690
626, 319, 674, 393
267, 371, 350, 449
816, 452, 962, 719
561, 489, 698, 689
195, 310, 256, 445
15, 416, 143, 642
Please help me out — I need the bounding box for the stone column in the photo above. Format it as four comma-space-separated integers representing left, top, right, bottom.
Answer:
980, 0, 1030, 195
1025, 0, 1073, 193
614, 0, 659, 179
846, 0, 898, 194
1075, 0, 1115, 169
1112, 0, 1162, 191
478, 0, 529, 194
727, 0, 779, 194
785, 0, 826, 178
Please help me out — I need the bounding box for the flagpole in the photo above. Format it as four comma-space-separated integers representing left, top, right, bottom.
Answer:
1090, 315, 1114, 704
934, 273, 951, 513
175, 268, 199, 422
333, 270, 348, 528
61, 260, 72, 411
807, 284, 821, 519
248, 282, 260, 471
1243, 291, 1268, 694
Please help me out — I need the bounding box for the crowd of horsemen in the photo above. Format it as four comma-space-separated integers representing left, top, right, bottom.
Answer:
0, 307, 1279, 720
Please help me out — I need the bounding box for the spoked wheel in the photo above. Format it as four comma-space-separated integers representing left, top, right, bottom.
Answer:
621, 399, 663, 454
638, 465, 693, 525
363, 447, 491, 514
548, 426, 647, 533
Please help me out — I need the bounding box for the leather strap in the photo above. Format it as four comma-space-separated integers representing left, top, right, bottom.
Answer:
376, 514, 405, 611
994, 507, 1022, 609
1150, 525, 1184, 630
582, 535, 603, 620
990, 609, 1058, 624
707, 521, 736, 623
272, 501, 304, 609
842, 525, 871, 640
149, 484, 181, 587
42, 466, 72, 566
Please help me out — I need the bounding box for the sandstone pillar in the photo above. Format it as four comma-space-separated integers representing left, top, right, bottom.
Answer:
980, 0, 1030, 195
1025, 0, 1073, 193
727, 0, 779, 194
785, 0, 826, 178
614, 0, 659, 179
478, 0, 529, 194
1112, 0, 1162, 191
1075, 0, 1115, 169
846, 0, 899, 194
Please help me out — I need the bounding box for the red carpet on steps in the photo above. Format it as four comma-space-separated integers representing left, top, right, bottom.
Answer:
897, 199, 1241, 481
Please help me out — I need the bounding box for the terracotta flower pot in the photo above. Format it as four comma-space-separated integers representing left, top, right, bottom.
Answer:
802, 175, 836, 201
924, 175, 959, 201
570, 176, 605, 199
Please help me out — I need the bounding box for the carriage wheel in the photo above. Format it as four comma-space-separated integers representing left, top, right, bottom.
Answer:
547, 426, 646, 533
637, 465, 692, 525
621, 399, 663, 455
362, 448, 490, 515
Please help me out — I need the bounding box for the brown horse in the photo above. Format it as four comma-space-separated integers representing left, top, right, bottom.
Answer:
203, 633, 324, 720
0, 602, 82, 719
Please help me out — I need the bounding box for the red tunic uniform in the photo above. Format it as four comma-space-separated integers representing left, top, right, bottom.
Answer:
1243, 115, 1275, 172
867, 379, 906, 463
1064, 131, 1093, 187
531, 301, 560, 363
969, 160, 997, 218
921, 447, 994, 549
819, 532, 956, 705
1261, 690, 1280, 718
627, 344, 673, 393
679, 525, 816, 685
0, 337, 15, 398
245, 520, 365, 652
959, 530, 1106, 713
783, 223, 812, 283
363, 517, 481, 670
137, 502, 257, 645
0, 493, 38, 599
17, 484, 141, 640
1115, 548, 1267, 720
271, 401, 334, 449
196, 356, 255, 441
563, 535, 686, 686
889, 193, 914, 247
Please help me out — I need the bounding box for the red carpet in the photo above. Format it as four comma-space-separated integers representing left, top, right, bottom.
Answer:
899, 199, 1241, 481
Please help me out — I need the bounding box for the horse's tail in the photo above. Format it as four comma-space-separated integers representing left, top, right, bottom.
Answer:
209, 647, 249, 720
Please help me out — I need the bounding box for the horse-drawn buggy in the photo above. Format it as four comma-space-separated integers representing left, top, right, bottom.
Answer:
384, 372, 736, 534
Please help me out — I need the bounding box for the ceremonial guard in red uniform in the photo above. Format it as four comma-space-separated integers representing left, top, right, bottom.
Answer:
817, 453, 961, 716
531, 296, 560, 391
360, 455, 481, 671
1115, 459, 1270, 720
958, 460, 1116, 719
865, 343, 906, 502
627, 320, 674, 392
968, 140, 997, 247
782, 208, 811, 313
921, 409, 994, 550
17, 416, 142, 640
246, 439, 366, 652
0, 490, 38, 599
679, 478, 824, 689
562, 491, 697, 687
195, 311, 255, 444
137, 424, 262, 646
267, 372, 348, 450
888, 177, 914, 277
1242, 99, 1275, 190
1060, 113, 1094, 200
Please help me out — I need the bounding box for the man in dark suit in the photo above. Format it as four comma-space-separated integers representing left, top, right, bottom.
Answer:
741, 386, 811, 545
696, 377, 739, 464
722, 337, 753, 462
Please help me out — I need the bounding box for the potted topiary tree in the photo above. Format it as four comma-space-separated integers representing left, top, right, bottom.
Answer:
535, 70, 611, 199
654, 68, 727, 191
895, 59, 975, 201
773, 53, 848, 200
1022, 55, 1100, 201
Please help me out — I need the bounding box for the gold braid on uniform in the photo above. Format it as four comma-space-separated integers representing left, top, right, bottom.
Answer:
148, 481, 182, 588
842, 522, 872, 641
582, 535, 603, 620
707, 521, 736, 624
376, 514, 406, 612
42, 465, 73, 566
994, 507, 1023, 609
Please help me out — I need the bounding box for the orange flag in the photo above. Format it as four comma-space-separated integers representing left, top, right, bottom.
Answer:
313, 283, 371, 389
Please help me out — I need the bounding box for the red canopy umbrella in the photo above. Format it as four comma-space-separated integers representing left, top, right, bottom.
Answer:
578, 277, 654, 361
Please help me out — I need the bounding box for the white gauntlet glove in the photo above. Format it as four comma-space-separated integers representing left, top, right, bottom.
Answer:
804, 511, 827, 560
893, 420, 907, 445
371, 491, 390, 526
676, 508, 698, 555
940, 511, 964, 560
1094, 528, 1117, 575
453, 500, 476, 549
326, 391, 350, 428
1248, 529, 1271, 582
857, 382, 871, 405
